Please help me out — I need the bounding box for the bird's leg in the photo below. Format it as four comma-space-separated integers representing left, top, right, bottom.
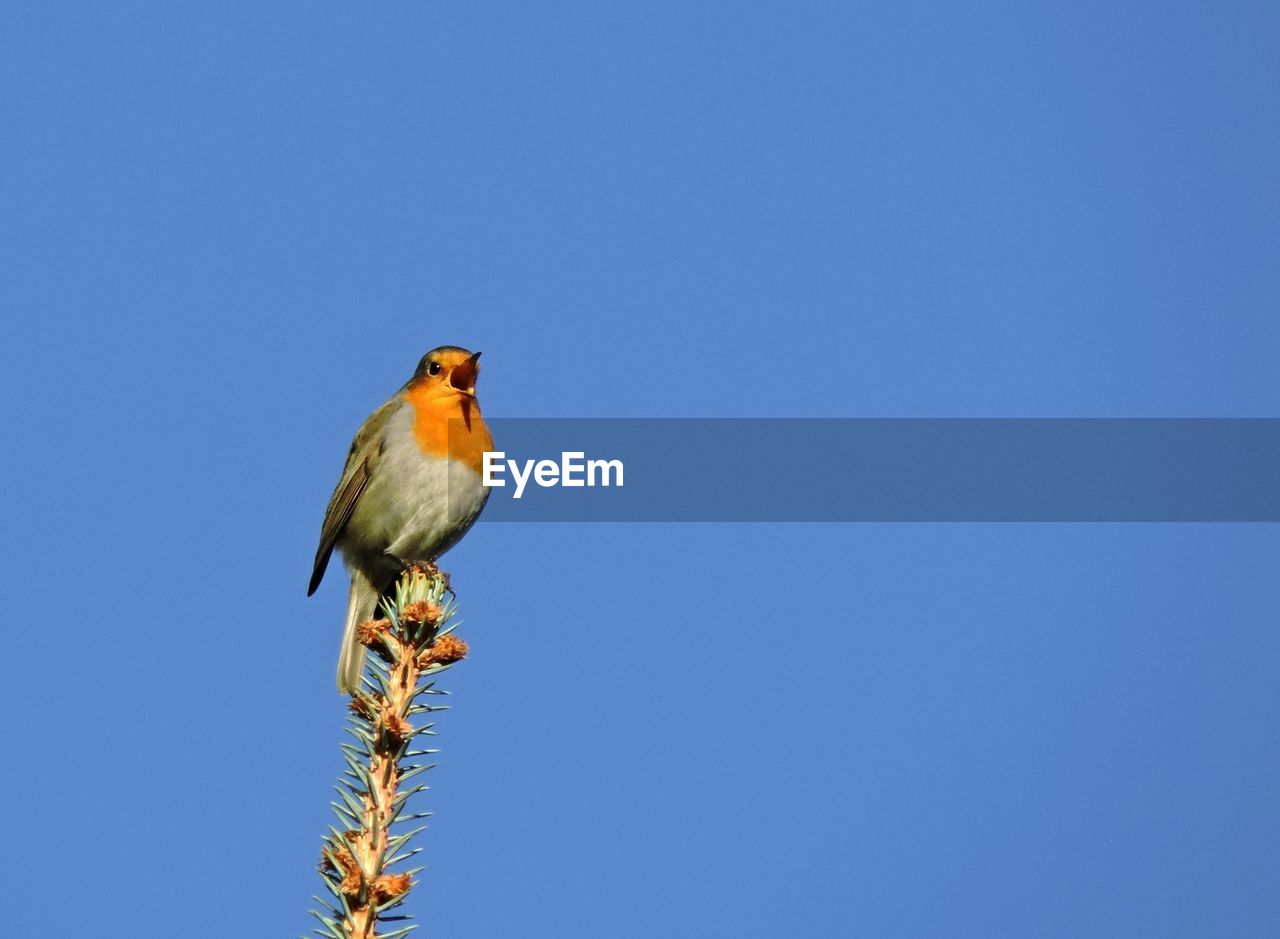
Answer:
404, 557, 454, 598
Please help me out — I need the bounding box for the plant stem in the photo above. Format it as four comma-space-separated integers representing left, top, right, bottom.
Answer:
312, 564, 469, 939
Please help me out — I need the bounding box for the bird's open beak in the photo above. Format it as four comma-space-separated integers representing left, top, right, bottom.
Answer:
448, 351, 482, 396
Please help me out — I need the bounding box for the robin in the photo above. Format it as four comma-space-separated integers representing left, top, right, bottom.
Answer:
308, 346, 493, 693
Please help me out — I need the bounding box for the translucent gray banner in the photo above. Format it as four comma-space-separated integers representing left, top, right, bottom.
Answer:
451, 419, 1280, 521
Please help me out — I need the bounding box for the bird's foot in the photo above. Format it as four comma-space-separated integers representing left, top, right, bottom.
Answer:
404, 558, 454, 597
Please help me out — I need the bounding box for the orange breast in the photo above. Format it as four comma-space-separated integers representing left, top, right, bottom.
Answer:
405, 383, 493, 475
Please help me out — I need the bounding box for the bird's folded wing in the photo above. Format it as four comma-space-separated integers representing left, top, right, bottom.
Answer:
307, 396, 400, 595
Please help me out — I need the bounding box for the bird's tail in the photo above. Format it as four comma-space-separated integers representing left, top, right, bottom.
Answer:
337, 572, 380, 694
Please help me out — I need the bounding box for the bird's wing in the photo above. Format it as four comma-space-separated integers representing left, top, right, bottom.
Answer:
308, 396, 402, 595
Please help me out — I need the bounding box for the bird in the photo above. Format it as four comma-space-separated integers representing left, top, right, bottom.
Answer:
309, 346, 493, 693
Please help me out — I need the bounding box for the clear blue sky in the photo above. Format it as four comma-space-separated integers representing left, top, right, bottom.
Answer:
3, 3, 1279, 936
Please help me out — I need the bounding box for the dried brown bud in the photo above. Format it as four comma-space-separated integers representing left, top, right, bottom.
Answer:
356, 617, 392, 644
400, 601, 441, 627
420, 634, 468, 667
373, 871, 413, 903
321, 842, 365, 897
348, 696, 373, 720
380, 707, 413, 744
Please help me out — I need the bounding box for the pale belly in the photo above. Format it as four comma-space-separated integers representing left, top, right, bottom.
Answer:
338, 405, 489, 578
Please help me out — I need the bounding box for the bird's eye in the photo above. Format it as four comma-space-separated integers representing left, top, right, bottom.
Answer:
428, 362, 442, 376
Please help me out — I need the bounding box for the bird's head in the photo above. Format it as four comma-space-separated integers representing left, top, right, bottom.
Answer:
410, 346, 483, 400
